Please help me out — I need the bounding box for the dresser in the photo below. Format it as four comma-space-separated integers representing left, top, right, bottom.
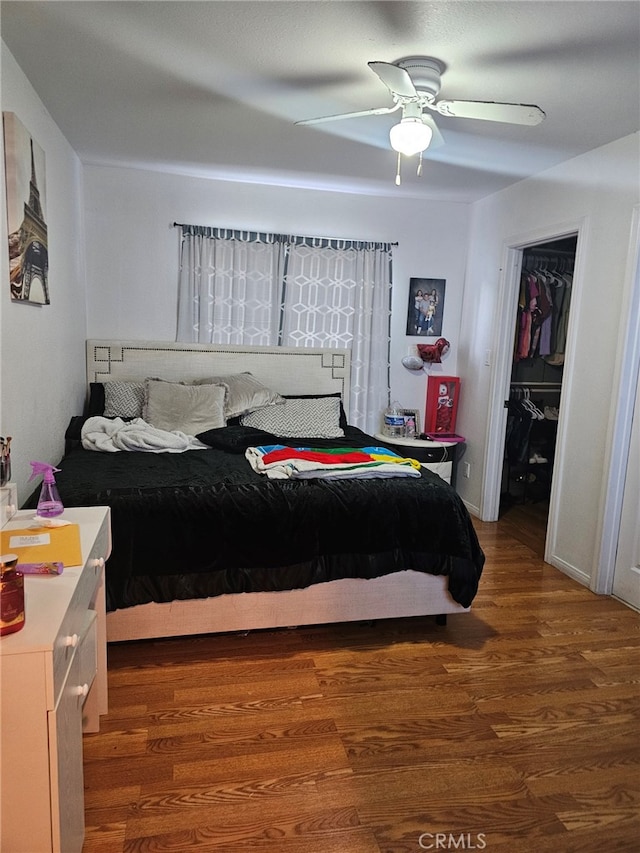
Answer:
373, 434, 463, 486
0, 506, 111, 853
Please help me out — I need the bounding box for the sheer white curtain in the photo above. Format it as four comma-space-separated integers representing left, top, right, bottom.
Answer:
177, 228, 285, 346
280, 239, 391, 430
177, 226, 393, 432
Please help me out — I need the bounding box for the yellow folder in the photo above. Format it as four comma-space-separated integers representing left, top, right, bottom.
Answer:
0, 523, 83, 567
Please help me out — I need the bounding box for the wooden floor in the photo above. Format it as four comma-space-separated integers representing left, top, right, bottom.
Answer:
82, 517, 640, 853
498, 499, 549, 559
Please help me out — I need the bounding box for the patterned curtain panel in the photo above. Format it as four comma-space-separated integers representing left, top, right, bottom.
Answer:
280, 239, 391, 431
177, 227, 285, 346
176, 226, 393, 432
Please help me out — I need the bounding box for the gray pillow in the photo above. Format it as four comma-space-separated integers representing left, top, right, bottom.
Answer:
197, 372, 284, 418
241, 396, 345, 438
103, 381, 145, 418
143, 379, 226, 435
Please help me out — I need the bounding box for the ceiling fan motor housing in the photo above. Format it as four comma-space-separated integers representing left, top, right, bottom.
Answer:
396, 57, 445, 103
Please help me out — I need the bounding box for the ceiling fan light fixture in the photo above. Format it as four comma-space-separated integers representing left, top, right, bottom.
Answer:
389, 118, 433, 156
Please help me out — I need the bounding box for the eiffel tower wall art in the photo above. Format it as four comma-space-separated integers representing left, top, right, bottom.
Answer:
3, 112, 49, 305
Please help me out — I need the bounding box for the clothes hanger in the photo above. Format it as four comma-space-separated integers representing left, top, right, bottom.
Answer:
520, 388, 536, 416
521, 388, 545, 419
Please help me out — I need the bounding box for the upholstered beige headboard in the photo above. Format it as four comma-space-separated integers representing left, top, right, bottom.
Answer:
86, 340, 351, 415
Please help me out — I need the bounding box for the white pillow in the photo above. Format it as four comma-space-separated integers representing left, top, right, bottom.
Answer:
103, 381, 145, 418
197, 372, 284, 418
143, 379, 226, 435
241, 396, 345, 438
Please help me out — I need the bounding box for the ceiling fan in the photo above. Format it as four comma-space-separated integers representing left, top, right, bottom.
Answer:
296, 57, 546, 184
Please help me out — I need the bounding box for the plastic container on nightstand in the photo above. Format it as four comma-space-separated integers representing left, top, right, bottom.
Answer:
383, 401, 405, 438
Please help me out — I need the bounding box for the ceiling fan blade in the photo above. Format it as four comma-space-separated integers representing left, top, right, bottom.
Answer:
424, 116, 445, 149
433, 100, 545, 125
295, 104, 401, 126
368, 61, 417, 100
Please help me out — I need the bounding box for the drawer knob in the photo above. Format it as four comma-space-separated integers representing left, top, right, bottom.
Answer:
74, 683, 89, 697
91, 556, 105, 569
64, 633, 79, 648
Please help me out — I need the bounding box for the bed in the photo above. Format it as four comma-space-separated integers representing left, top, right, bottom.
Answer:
30, 339, 484, 642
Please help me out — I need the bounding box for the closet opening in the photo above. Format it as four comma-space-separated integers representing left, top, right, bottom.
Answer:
499, 234, 577, 556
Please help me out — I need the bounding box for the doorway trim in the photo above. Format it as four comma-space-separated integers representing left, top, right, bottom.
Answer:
594, 205, 640, 594
481, 219, 585, 532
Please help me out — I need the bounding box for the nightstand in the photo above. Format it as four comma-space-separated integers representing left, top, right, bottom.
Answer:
0, 506, 111, 853
374, 434, 463, 486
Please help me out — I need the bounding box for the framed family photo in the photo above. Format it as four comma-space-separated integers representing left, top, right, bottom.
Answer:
406, 277, 446, 337
399, 408, 420, 437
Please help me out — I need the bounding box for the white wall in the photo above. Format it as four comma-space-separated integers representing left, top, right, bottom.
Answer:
0, 44, 87, 504
457, 133, 640, 586
83, 165, 471, 422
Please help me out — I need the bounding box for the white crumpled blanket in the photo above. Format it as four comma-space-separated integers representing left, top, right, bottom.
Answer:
81, 416, 207, 453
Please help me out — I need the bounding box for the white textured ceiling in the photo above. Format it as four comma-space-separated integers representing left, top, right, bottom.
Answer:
2, 0, 639, 202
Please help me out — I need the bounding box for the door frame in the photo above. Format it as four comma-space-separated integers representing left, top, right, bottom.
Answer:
481, 219, 584, 528
594, 205, 640, 594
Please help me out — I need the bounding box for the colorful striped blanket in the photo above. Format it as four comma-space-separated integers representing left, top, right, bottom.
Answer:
245, 444, 422, 480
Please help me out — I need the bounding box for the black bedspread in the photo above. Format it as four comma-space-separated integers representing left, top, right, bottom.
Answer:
27, 426, 484, 612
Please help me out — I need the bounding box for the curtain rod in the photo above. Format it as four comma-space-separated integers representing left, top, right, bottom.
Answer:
172, 222, 398, 246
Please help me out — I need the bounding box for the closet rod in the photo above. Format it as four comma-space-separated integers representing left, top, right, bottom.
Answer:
524, 248, 575, 256
510, 381, 562, 390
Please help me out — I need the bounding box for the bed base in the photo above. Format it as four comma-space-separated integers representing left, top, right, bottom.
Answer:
106, 571, 467, 642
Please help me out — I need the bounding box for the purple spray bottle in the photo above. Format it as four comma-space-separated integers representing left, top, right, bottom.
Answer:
29, 461, 64, 518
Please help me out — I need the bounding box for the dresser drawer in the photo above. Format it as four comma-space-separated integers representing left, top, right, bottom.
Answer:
51, 516, 109, 704
49, 646, 87, 853
76, 609, 98, 699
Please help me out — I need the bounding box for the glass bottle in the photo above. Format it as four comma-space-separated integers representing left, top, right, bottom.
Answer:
1, 554, 25, 636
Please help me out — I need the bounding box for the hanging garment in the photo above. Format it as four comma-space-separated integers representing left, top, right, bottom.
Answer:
545, 272, 572, 366
515, 264, 573, 364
